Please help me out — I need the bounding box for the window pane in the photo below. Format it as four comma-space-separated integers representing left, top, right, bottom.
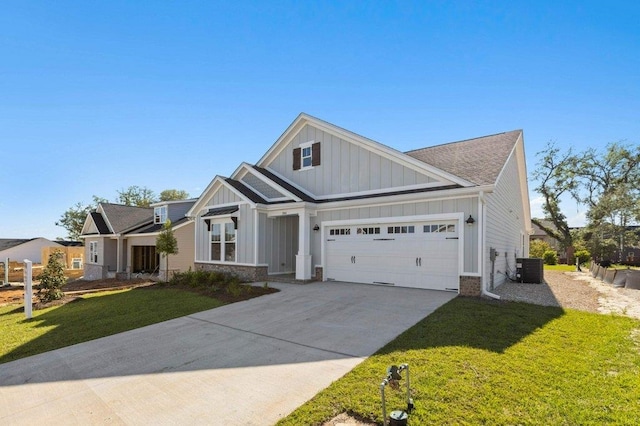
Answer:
225, 243, 236, 261
211, 223, 221, 261
154, 206, 167, 224
301, 146, 313, 167
211, 224, 221, 242
225, 223, 235, 242
211, 243, 221, 261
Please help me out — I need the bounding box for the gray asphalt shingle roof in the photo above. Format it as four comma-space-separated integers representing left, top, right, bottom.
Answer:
99, 203, 154, 234
128, 216, 191, 234
0, 238, 35, 251
405, 130, 522, 185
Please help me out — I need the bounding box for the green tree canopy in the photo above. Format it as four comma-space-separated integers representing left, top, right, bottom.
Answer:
159, 189, 190, 201
532, 141, 640, 260
117, 186, 156, 207
55, 196, 108, 241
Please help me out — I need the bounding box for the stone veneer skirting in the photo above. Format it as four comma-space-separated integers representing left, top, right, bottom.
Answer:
195, 263, 268, 282
314, 266, 323, 282
84, 264, 107, 281
459, 275, 482, 297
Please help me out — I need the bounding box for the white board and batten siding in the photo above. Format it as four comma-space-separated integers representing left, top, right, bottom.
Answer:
195, 186, 256, 264
267, 124, 438, 197
257, 213, 298, 274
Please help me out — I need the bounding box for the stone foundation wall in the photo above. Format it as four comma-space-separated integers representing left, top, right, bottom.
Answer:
314, 266, 323, 282
195, 263, 268, 282
84, 264, 106, 281
459, 275, 482, 297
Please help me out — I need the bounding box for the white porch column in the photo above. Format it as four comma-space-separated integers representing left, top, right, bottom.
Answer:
116, 237, 124, 273
295, 211, 312, 280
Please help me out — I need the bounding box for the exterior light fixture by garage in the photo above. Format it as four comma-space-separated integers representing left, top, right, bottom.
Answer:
465, 214, 475, 225
313, 224, 320, 232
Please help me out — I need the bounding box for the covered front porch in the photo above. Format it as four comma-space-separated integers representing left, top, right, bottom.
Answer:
264, 205, 317, 281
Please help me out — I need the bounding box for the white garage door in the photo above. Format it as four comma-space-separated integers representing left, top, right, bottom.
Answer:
325, 221, 459, 291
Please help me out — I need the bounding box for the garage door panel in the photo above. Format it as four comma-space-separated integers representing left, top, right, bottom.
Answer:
325, 220, 459, 291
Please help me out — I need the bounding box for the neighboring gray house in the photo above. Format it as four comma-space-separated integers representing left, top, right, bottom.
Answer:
0, 238, 64, 264
81, 200, 196, 280
187, 113, 532, 296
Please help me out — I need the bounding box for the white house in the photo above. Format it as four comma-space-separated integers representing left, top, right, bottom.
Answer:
0, 238, 63, 264
187, 113, 532, 296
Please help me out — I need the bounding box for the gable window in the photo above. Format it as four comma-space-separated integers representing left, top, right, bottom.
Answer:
89, 241, 98, 263
154, 206, 167, 224
293, 141, 321, 170
302, 146, 312, 167
210, 221, 237, 262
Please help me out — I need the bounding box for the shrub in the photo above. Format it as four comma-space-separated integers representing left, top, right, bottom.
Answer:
37, 251, 66, 303
574, 249, 591, 265
600, 259, 612, 268
169, 269, 242, 292
530, 239, 553, 259
226, 281, 243, 297
543, 250, 558, 265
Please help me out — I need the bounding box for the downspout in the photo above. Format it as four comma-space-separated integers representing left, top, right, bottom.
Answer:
479, 191, 501, 300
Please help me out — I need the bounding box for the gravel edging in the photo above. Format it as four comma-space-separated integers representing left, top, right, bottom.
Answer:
493, 270, 640, 319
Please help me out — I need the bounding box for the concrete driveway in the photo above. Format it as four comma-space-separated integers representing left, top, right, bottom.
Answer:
0, 281, 455, 425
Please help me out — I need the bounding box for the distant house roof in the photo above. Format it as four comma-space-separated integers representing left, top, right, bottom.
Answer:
405, 130, 522, 186
55, 240, 83, 247
90, 212, 111, 234
531, 219, 558, 238
127, 216, 192, 234
100, 203, 154, 234
0, 238, 35, 251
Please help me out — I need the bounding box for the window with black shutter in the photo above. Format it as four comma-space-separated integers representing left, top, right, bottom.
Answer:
293, 142, 320, 170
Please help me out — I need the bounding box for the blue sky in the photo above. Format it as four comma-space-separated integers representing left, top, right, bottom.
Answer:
1, 1, 638, 240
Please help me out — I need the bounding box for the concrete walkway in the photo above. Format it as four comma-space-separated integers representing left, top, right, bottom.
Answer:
0, 281, 455, 425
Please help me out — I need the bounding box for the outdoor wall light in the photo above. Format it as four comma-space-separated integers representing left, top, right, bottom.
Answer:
313, 224, 320, 232
466, 215, 475, 225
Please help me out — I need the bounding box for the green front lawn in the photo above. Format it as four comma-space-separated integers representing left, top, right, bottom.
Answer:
279, 298, 640, 425
0, 287, 224, 364
543, 264, 577, 272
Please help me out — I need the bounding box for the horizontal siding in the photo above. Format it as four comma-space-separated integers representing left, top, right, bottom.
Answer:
268, 124, 437, 196
485, 152, 527, 289
158, 223, 195, 274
